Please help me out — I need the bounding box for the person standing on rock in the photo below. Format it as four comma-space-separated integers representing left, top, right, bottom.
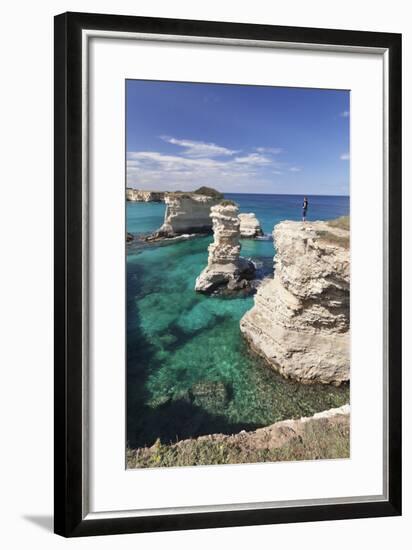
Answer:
302, 196, 308, 222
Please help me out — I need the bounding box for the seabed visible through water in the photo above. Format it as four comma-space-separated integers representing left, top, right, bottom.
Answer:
127, 194, 350, 449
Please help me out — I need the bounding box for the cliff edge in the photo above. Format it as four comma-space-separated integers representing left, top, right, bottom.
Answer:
240, 219, 350, 385
127, 404, 350, 468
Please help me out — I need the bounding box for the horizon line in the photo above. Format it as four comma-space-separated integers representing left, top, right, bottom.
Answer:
224, 191, 349, 197
126, 187, 349, 198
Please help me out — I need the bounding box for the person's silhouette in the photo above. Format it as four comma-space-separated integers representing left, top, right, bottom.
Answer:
302, 196, 308, 222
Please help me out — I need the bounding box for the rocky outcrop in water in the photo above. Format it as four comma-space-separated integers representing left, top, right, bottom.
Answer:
195, 203, 255, 294
240, 219, 350, 385
239, 213, 263, 238
126, 188, 165, 202
148, 192, 221, 240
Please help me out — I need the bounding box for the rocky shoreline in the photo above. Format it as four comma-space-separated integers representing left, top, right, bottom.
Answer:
127, 404, 350, 468
126, 188, 166, 202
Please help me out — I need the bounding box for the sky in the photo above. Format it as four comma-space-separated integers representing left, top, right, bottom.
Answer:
126, 80, 350, 196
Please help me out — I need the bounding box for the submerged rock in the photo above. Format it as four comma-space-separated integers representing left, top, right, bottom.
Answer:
239, 213, 263, 238
126, 232, 134, 243
189, 381, 230, 410
148, 191, 221, 240
240, 220, 350, 385
195, 203, 256, 294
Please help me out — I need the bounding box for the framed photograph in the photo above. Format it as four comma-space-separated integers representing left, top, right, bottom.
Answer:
54, 12, 402, 537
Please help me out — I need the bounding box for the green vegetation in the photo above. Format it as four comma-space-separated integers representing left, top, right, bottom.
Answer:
127, 418, 349, 468
219, 199, 237, 207
194, 186, 224, 199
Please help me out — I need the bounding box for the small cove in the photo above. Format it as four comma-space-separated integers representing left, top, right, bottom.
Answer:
127, 194, 350, 449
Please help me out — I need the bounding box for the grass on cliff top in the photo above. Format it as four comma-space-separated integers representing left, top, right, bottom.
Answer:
327, 216, 350, 231
127, 419, 349, 468
317, 216, 350, 249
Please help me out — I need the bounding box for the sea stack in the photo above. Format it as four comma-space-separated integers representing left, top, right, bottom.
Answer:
195, 202, 255, 294
156, 192, 221, 238
239, 213, 263, 238
240, 219, 350, 385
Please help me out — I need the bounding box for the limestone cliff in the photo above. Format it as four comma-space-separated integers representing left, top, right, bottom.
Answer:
150, 192, 220, 239
240, 219, 350, 385
195, 203, 255, 294
239, 213, 263, 238
126, 188, 165, 202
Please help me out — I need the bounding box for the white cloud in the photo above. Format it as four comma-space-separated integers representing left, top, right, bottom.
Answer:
160, 136, 239, 158
289, 166, 302, 172
128, 152, 274, 191
340, 152, 350, 160
341, 110, 350, 118
233, 153, 272, 165
127, 138, 291, 191
255, 146, 283, 154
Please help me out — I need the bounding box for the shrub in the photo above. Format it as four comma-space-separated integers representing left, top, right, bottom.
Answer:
193, 186, 224, 199
219, 199, 236, 207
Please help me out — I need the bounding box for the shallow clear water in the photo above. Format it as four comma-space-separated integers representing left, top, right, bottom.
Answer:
127, 194, 350, 448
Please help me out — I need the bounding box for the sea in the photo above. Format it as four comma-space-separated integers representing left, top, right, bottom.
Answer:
127, 193, 350, 449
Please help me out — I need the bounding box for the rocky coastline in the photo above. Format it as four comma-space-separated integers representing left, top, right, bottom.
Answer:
240, 218, 350, 385
127, 404, 350, 468
127, 188, 350, 465
126, 188, 166, 202
195, 202, 256, 294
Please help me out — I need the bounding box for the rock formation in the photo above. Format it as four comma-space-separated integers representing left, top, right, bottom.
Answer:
195, 202, 255, 294
240, 219, 350, 385
126, 188, 165, 202
239, 213, 263, 238
149, 192, 221, 240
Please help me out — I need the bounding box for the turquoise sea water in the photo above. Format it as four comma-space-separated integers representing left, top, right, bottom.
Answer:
127, 194, 350, 449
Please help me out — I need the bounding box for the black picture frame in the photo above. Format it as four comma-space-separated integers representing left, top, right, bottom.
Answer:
54, 11, 402, 537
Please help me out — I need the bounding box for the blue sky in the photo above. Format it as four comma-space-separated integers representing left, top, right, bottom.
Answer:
126, 80, 349, 196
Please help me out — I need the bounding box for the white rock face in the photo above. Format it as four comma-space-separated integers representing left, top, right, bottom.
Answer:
195, 203, 255, 293
239, 213, 263, 238
240, 220, 350, 385
126, 188, 165, 202
153, 193, 220, 238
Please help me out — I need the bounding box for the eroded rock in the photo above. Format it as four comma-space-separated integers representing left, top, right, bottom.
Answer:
240, 220, 350, 385
239, 213, 263, 238
195, 203, 255, 294
148, 192, 220, 240
126, 188, 165, 202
